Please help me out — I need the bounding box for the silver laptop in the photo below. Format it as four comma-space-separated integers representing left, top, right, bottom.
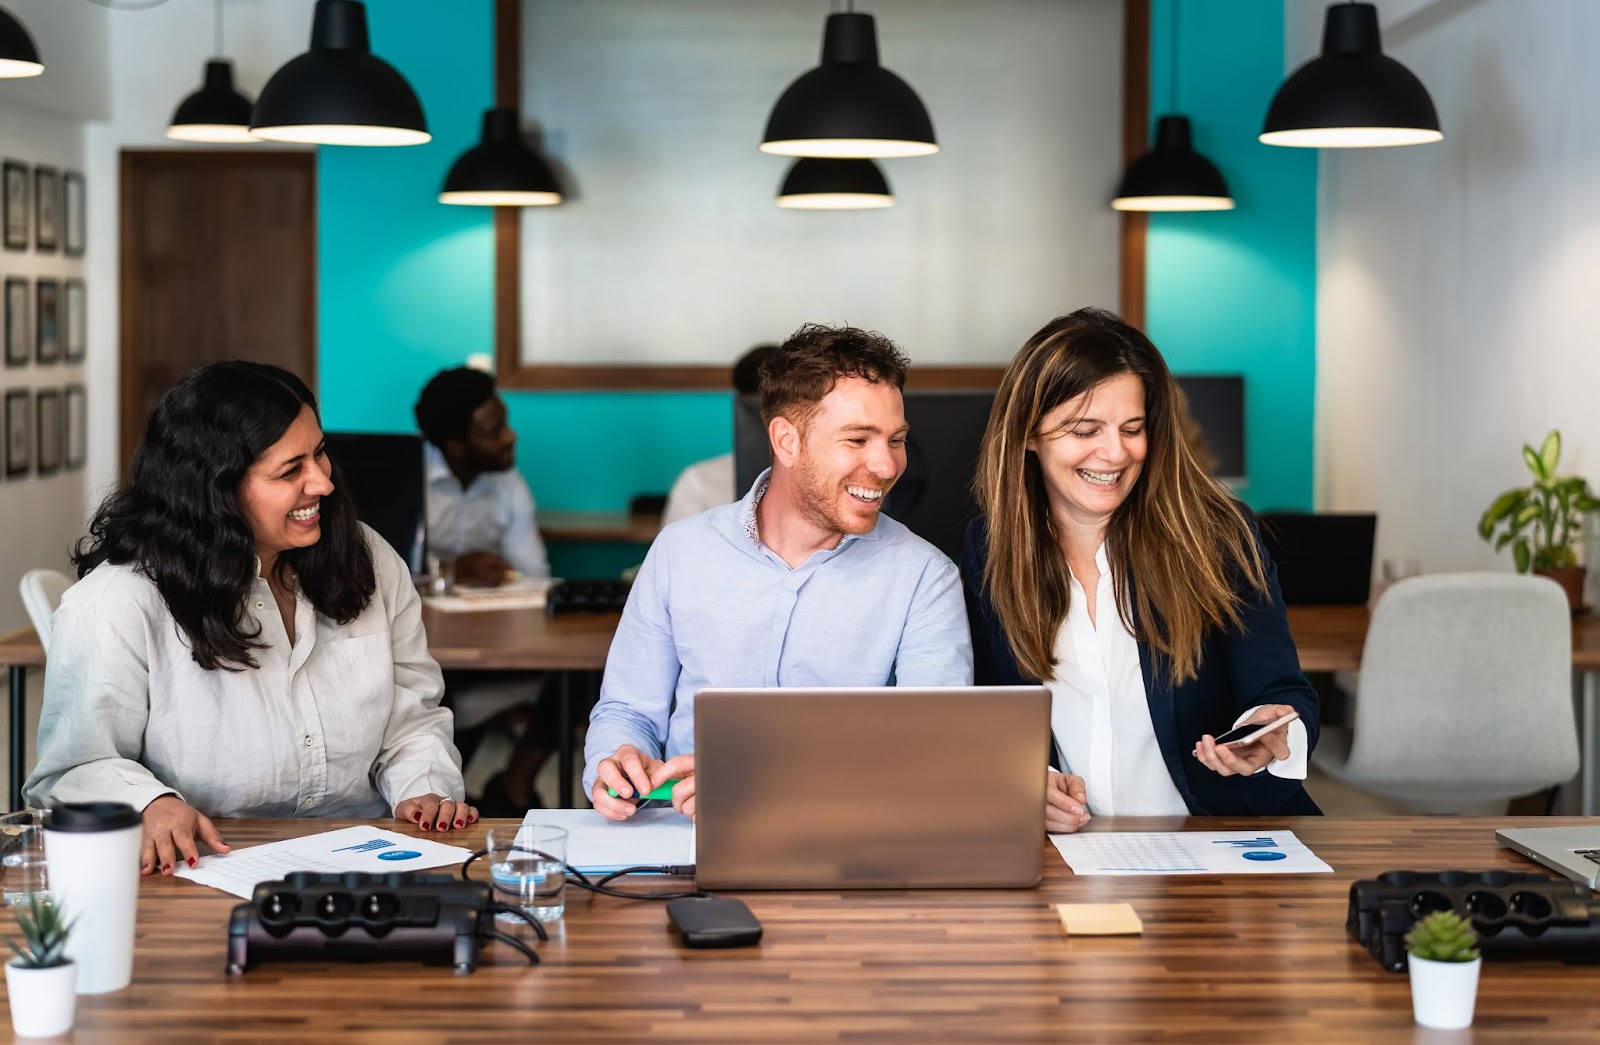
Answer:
1495, 827, 1600, 889
692, 686, 1050, 890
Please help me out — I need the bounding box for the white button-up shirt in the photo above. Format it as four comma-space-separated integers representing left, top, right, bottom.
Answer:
1048, 543, 1307, 816
423, 443, 549, 578
25, 527, 464, 818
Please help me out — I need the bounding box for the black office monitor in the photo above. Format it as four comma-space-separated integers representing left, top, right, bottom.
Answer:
734, 393, 992, 563
1259, 512, 1377, 606
1173, 375, 1245, 484
323, 432, 428, 575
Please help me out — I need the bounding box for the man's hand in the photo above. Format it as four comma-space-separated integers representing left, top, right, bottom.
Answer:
452, 552, 511, 588
141, 795, 230, 875
1194, 704, 1297, 777
591, 746, 698, 821
1045, 772, 1090, 834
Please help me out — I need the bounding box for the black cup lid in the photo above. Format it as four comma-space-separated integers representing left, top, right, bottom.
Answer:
47, 802, 141, 832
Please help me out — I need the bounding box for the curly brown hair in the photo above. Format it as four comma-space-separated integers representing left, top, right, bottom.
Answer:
758, 323, 909, 432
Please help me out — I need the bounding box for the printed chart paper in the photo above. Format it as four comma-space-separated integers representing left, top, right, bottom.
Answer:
521, 808, 694, 872
1051, 831, 1333, 876
175, 826, 473, 899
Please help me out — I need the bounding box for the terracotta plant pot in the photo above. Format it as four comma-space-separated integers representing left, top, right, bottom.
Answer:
1535, 565, 1588, 613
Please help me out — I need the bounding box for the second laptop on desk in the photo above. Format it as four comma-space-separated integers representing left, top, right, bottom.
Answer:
537, 686, 1050, 890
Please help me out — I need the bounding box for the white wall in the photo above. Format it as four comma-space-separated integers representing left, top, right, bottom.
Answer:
84, 0, 316, 507
0, 0, 108, 634
519, 0, 1123, 367
1310, 0, 1600, 589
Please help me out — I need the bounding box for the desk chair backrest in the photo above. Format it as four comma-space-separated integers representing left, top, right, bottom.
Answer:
323, 432, 427, 575
19, 568, 72, 654
1345, 573, 1578, 811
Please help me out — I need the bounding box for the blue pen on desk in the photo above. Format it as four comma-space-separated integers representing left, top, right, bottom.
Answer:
607, 779, 681, 801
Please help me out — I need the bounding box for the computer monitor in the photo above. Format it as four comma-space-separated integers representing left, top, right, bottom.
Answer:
1259, 512, 1377, 606
323, 432, 428, 575
1174, 375, 1246, 484
734, 392, 992, 563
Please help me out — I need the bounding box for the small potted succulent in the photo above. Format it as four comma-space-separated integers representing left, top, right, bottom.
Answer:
1478, 429, 1600, 611
2, 895, 76, 1037
1404, 909, 1481, 1030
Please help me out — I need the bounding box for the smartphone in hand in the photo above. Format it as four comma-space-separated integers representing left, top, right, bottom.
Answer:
1215, 710, 1300, 747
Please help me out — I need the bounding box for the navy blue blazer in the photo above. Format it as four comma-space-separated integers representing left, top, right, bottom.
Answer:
961, 516, 1321, 816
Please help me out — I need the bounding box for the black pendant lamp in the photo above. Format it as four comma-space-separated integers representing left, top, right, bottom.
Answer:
1113, 116, 1233, 212
777, 158, 893, 210
1261, 1, 1441, 148
0, 5, 41, 79
440, 109, 562, 207
760, 9, 937, 159
251, 0, 429, 147
169, 2, 256, 143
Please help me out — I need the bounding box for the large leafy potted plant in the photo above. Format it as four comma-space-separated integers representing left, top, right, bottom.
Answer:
2, 895, 75, 1037
1478, 429, 1600, 610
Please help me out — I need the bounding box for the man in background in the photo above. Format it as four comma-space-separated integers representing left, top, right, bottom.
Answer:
415, 366, 549, 587
414, 366, 551, 814
661, 344, 777, 526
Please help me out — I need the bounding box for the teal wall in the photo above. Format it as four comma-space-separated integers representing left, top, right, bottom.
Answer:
1146, 0, 1317, 511
318, 0, 729, 522
318, 0, 1318, 563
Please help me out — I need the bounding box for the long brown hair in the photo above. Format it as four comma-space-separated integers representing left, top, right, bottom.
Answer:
973, 308, 1266, 685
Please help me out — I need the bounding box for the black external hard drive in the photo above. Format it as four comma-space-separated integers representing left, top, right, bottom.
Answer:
666, 896, 763, 949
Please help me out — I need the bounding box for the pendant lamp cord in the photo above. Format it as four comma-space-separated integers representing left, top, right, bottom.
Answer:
214, 0, 223, 57
1168, 0, 1179, 113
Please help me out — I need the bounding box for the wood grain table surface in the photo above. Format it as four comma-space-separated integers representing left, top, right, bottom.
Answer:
3, 816, 1596, 1042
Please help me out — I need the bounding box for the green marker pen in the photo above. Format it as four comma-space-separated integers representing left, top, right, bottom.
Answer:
606, 779, 681, 801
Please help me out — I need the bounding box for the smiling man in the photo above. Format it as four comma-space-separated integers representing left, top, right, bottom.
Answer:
584, 324, 974, 819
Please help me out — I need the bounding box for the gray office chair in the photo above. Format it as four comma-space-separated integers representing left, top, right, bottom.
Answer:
1313, 573, 1579, 813
19, 568, 72, 654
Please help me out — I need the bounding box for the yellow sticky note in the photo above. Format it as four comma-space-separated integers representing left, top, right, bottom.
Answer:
1053, 902, 1143, 936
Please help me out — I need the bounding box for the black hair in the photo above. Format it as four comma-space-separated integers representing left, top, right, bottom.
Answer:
74, 361, 376, 671
414, 367, 497, 448
732, 344, 778, 396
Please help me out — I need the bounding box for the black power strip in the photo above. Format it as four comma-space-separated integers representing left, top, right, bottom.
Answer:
225, 871, 537, 975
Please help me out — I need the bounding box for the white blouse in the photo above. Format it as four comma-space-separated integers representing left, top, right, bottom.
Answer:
25, 526, 464, 818
1047, 543, 1307, 816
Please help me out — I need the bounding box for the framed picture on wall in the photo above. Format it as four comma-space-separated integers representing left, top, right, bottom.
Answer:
4, 387, 28, 477
35, 388, 59, 476
64, 383, 84, 470
34, 279, 57, 363
3, 277, 25, 367
34, 165, 58, 253
64, 279, 84, 362
62, 171, 84, 257
3, 161, 26, 251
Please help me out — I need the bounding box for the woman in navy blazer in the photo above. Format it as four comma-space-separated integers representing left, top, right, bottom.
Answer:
964, 308, 1320, 826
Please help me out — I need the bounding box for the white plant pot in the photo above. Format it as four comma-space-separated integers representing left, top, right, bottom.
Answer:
5, 958, 76, 1037
1408, 953, 1481, 1030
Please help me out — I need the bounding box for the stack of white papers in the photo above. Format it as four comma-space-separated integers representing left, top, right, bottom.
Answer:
175, 826, 474, 899
1051, 831, 1332, 876
521, 808, 694, 873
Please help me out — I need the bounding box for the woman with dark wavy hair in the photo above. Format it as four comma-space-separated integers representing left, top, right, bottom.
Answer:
963, 308, 1319, 831
26, 361, 476, 875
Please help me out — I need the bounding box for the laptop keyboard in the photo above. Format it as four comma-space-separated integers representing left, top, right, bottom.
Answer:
1577, 849, 1600, 866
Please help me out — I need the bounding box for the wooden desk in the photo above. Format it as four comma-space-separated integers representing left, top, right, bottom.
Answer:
6, 816, 1596, 1041
539, 510, 662, 544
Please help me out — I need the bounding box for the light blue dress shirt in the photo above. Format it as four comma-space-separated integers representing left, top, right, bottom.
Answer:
582, 471, 974, 797
423, 442, 550, 579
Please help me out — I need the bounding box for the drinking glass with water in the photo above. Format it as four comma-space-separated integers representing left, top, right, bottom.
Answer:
486, 824, 567, 924
0, 809, 49, 906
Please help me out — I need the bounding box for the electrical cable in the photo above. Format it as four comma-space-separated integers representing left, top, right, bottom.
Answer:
460, 847, 706, 902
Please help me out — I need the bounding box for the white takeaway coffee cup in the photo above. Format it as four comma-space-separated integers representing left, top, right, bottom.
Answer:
44, 802, 142, 994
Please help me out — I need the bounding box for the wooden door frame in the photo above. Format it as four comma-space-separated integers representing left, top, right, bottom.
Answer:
491, 0, 1149, 391
118, 149, 318, 469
